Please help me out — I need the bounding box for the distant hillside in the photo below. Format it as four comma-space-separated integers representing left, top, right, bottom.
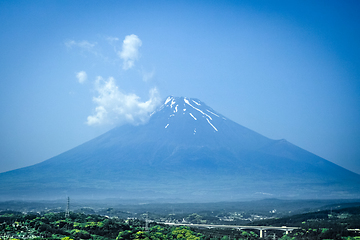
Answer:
250, 205, 360, 227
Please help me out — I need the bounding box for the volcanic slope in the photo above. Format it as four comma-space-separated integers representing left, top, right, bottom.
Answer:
0, 96, 359, 201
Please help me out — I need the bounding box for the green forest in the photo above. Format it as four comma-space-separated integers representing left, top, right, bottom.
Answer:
0, 211, 204, 240
1, 206, 360, 240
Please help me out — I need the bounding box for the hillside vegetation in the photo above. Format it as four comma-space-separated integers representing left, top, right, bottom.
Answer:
0, 211, 203, 240
1, 206, 360, 240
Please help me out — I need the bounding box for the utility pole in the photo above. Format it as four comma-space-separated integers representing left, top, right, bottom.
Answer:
65, 197, 70, 218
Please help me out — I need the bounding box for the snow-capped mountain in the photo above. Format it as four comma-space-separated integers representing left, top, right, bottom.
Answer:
144, 96, 272, 151
0, 96, 359, 201
157, 96, 224, 133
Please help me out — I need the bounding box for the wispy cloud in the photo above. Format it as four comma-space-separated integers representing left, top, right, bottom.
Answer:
76, 71, 87, 84
142, 68, 155, 82
65, 40, 98, 56
106, 36, 119, 43
65, 40, 96, 50
118, 34, 142, 70
86, 76, 161, 126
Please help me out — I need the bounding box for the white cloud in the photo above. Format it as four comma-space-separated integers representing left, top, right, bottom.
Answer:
118, 34, 142, 70
86, 76, 161, 126
76, 71, 87, 84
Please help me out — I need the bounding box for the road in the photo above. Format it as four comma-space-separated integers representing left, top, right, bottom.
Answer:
162, 222, 300, 238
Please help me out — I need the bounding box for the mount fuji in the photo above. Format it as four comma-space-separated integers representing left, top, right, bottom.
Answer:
1, 96, 359, 201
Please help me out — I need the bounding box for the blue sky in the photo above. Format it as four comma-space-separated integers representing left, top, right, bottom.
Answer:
1, 0, 360, 174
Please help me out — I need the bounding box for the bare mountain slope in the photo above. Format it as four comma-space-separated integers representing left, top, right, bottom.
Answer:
0, 96, 359, 201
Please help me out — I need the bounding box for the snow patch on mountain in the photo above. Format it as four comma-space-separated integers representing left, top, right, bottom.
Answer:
207, 109, 219, 117
184, 98, 212, 120
207, 118, 218, 132
170, 99, 176, 108
189, 113, 197, 120
192, 100, 201, 106
165, 96, 172, 105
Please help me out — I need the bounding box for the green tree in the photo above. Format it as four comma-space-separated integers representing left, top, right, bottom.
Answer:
117, 230, 133, 240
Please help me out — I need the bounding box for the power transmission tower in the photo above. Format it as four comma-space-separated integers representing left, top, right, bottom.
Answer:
145, 212, 149, 231
65, 197, 70, 218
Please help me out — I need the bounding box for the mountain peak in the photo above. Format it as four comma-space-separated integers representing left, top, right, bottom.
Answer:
152, 96, 225, 134
163, 96, 202, 107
